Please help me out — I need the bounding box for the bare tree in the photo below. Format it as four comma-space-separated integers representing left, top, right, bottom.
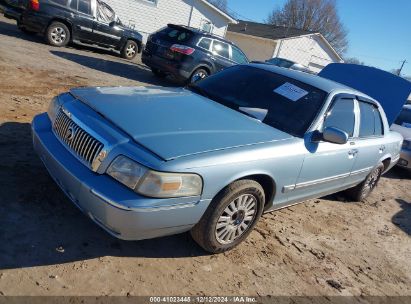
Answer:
344, 57, 364, 65
267, 0, 348, 55
207, 0, 228, 12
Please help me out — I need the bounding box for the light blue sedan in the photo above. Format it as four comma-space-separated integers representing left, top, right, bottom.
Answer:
32, 64, 403, 253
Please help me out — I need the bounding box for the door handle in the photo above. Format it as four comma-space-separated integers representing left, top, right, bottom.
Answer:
379, 145, 386, 153
348, 149, 358, 157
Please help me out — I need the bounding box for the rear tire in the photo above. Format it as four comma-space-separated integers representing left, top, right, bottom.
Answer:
121, 40, 138, 60
46, 22, 70, 47
191, 180, 265, 253
189, 68, 209, 84
346, 163, 384, 201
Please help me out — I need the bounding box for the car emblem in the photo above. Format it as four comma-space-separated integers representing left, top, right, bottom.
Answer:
65, 126, 76, 141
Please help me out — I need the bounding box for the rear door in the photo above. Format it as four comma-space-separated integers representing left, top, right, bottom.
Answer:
349, 100, 386, 183
210, 40, 234, 72
70, 0, 95, 42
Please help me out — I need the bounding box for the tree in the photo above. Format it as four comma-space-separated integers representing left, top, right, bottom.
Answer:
267, 0, 348, 55
344, 57, 364, 65
208, 0, 228, 12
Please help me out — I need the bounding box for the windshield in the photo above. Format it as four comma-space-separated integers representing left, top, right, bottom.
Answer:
266, 58, 294, 68
395, 107, 411, 125
187, 65, 327, 137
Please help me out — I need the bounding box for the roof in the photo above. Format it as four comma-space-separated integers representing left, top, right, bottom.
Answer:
228, 20, 314, 40
200, 0, 238, 24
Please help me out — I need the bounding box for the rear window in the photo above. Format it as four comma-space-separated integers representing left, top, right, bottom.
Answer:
158, 27, 193, 43
78, 0, 91, 14
359, 102, 384, 137
212, 40, 229, 59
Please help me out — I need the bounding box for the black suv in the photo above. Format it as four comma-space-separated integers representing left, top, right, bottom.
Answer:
142, 24, 249, 83
4, 0, 143, 60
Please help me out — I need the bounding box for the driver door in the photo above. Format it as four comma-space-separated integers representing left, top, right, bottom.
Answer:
287, 98, 359, 202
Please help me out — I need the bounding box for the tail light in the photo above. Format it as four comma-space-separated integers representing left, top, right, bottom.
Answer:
170, 44, 195, 55
29, 0, 40, 11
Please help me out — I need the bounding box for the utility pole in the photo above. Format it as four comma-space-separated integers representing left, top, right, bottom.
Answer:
398, 59, 407, 76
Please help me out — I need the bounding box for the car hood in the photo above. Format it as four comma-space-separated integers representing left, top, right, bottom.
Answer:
319, 63, 411, 125
70, 86, 292, 160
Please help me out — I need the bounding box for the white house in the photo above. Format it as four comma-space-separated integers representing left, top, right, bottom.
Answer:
227, 20, 343, 73
104, 0, 237, 43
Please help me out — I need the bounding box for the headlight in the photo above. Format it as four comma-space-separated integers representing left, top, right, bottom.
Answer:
47, 96, 62, 122
107, 156, 203, 198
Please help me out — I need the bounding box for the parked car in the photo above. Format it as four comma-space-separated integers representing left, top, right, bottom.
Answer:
142, 24, 249, 83
254, 57, 313, 74
32, 64, 402, 253
3, 0, 143, 60
391, 105, 411, 170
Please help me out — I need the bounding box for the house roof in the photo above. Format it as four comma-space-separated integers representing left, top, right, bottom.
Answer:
228, 20, 314, 40
201, 0, 238, 24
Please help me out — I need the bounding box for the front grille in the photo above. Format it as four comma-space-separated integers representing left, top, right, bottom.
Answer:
53, 110, 104, 167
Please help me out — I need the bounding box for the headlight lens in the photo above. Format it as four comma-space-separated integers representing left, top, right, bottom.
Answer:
107, 156, 203, 198
47, 96, 61, 122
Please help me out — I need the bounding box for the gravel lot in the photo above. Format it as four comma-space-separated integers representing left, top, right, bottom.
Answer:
0, 15, 411, 298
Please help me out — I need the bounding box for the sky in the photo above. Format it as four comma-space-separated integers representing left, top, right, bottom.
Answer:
226, 0, 411, 77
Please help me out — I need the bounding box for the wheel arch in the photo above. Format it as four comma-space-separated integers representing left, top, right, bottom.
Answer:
47, 18, 73, 37
126, 38, 143, 53
212, 173, 277, 211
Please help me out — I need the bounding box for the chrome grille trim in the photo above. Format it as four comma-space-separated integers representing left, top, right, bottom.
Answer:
53, 109, 104, 170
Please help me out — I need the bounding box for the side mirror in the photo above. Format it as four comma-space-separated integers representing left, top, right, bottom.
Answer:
322, 127, 349, 145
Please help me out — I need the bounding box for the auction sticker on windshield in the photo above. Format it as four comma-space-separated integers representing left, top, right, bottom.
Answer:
274, 82, 308, 101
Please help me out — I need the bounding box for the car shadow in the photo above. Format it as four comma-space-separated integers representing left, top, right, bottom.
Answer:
383, 166, 411, 180
0, 122, 207, 270
0, 18, 46, 45
392, 199, 411, 235
50, 50, 179, 86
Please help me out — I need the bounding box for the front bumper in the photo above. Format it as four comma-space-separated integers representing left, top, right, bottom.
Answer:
397, 148, 411, 169
32, 113, 209, 240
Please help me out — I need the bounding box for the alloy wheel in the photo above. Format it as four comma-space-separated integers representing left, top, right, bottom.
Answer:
215, 194, 257, 244
51, 27, 67, 44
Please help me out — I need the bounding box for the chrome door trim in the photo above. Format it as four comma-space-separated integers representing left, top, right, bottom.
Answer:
283, 171, 351, 193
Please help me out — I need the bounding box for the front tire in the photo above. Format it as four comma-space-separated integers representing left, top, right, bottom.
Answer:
189, 68, 209, 84
347, 163, 384, 201
46, 22, 70, 47
121, 40, 138, 60
191, 180, 265, 253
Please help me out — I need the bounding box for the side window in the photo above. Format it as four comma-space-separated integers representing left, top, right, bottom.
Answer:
359, 102, 384, 137
78, 0, 91, 14
198, 38, 212, 51
212, 40, 229, 59
231, 46, 248, 64
323, 99, 355, 137
51, 0, 69, 5
69, 0, 78, 10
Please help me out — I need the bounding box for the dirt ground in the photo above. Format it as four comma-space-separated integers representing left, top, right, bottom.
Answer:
0, 15, 411, 298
